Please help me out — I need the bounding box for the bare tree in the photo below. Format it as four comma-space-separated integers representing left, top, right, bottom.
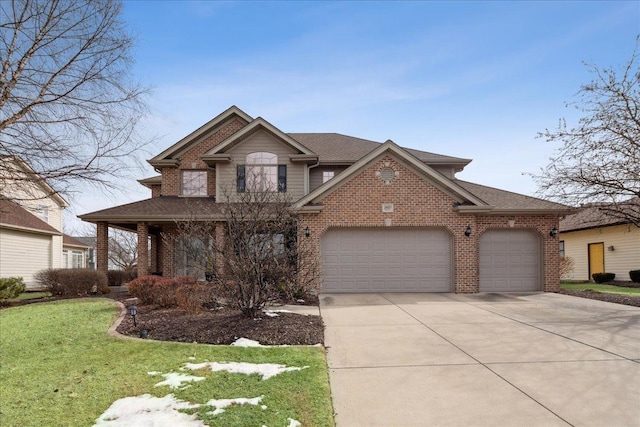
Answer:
108, 229, 137, 271
165, 187, 320, 318
534, 37, 640, 226
0, 0, 149, 202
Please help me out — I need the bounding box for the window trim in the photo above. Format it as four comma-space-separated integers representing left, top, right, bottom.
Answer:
241, 152, 286, 193
322, 171, 335, 183
559, 240, 565, 257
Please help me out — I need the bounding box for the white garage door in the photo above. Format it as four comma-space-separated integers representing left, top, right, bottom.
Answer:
479, 230, 541, 292
321, 228, 452, 293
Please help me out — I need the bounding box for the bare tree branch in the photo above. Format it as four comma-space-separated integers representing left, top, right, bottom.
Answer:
533, 36, 640, 227
0, 0, 151, 202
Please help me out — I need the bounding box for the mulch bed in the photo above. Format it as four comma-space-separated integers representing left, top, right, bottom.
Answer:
116, 303, 324, 346
558, 289, 640, 308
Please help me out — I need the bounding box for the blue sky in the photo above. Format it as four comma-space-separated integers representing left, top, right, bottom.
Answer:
71, 0, 639, 231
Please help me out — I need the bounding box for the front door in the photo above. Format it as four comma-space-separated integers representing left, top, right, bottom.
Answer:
588, 242, 605, 280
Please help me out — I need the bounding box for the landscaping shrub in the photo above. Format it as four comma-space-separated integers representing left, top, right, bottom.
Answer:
34, 269, 108, 296
128, 275, 177, 307
592, 272, 616, 284
629, 270, 640, 283
0, 277, 26, 301
107, 269, 137, 287
175, 282, 218, 314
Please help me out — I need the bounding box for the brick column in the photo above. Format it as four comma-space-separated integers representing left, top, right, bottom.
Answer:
137, 222, 149, 277
96, 222, 109, 274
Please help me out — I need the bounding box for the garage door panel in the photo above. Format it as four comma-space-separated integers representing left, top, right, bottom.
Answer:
480, 230, 541, 292
321, 228, 452, 293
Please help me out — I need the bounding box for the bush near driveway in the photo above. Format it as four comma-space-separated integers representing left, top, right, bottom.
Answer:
0, 300, 334, 426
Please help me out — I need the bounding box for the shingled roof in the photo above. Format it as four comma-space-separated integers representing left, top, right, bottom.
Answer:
63, 234, 91, 248
0, 199, 60, 234
560, 199, 639, 232
455, 181, 570, 211
289, 133, 471, 165
79, 197, 222, 222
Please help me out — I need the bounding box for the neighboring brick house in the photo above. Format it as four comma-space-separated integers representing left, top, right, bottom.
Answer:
559, 200, 640, 282
80, 106, 571, 293
0, 157, 90, 288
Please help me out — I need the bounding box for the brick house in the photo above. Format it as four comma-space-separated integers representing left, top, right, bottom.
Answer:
79, 106, 570, 293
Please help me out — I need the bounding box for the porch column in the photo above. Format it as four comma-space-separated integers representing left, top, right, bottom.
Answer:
137, 222, 149, 277
96, 222, 109, 274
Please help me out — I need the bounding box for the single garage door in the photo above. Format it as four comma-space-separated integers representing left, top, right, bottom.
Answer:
479, 230, 541, 292
321, 227, 452, 293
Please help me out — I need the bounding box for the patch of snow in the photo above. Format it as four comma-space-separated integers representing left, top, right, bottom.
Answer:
147, 371, 161, 376
154, 372, 206, 389
185, 361, 309, 380
261, 405, 267, 410
93, 394, 204, 427
287, 418, 302, 427
231, 337, 265, 347
263, 311, 279, 317
204, 395, 263, 416
296, 299, 305, 303
188, 356, 196, 360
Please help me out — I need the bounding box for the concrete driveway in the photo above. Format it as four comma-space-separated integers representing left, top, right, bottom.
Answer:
320, 292, 640, 427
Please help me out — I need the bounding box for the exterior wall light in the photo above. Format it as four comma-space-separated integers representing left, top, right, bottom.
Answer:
549, 227, 559, 238
464, 226, 472, 237
304, 226, 310, 238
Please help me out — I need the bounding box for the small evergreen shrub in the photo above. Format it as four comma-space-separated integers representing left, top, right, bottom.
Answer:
0, 277, 26, 301
592, 272, 615, 284
34, 269, 108, 296
629, 270, 640, 283
107, 270, 137, 287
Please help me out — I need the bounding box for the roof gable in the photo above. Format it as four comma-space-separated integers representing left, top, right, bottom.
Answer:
203, 117, 316, 157
149, 105, 253, 163
0, 156, 68, 207
0, 198, 61, 235
295, 141, 487, 208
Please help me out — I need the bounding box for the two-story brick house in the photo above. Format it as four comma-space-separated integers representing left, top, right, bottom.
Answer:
80, 106, 570, 293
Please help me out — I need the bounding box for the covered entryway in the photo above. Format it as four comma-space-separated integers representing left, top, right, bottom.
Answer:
479, 229, 541, 292
321, 227, 452, 292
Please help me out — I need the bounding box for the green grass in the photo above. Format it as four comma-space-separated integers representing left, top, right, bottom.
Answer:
6, 291, 51, 301
561, 282, 640, 296
0, 299, 334, 426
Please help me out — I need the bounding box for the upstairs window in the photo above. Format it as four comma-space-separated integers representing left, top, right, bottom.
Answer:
238, 152, 286, 192
182, 170, 207, 196
322, 171, 335, 183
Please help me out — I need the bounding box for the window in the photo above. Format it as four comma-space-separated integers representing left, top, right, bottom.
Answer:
175, 237, 214, 280
182, 170, 207, 196
36, 205, 48, 222
559, 240, 565, 257
238, 152, 286, 192
322, 171, 334, 183
72, 251, 84, 268
63, 250, 69, 268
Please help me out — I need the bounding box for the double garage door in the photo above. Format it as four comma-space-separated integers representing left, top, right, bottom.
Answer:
322, 228, 452, 292
321, 227, 541, 293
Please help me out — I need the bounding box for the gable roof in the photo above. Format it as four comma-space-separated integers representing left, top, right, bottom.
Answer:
149, 105, 253, 164
203, 117, 316, 157
289, 133, 472, 166
560, 198, 639, 232
0, 198, 61, 235
295, 141, 487, 208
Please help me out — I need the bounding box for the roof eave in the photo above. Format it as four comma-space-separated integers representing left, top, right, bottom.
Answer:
0, 223, 61, 236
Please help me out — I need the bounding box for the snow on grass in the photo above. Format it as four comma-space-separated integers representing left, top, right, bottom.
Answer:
185, 361, 309, 380
287, 418, 302, 427
153, 372, 206, 389
204, 395, 264, 415
231, 337, 265, 347
93, 394, 204, 427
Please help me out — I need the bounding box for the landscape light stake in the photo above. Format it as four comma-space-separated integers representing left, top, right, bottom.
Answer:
130, 305, 137, 327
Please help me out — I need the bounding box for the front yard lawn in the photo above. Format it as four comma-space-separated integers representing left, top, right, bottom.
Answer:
0, 299, 334, 426
561, 282, 640, 296
6, 291, 51, 301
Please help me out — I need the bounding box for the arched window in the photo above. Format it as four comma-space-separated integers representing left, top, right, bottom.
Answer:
238, 152, 286, 192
